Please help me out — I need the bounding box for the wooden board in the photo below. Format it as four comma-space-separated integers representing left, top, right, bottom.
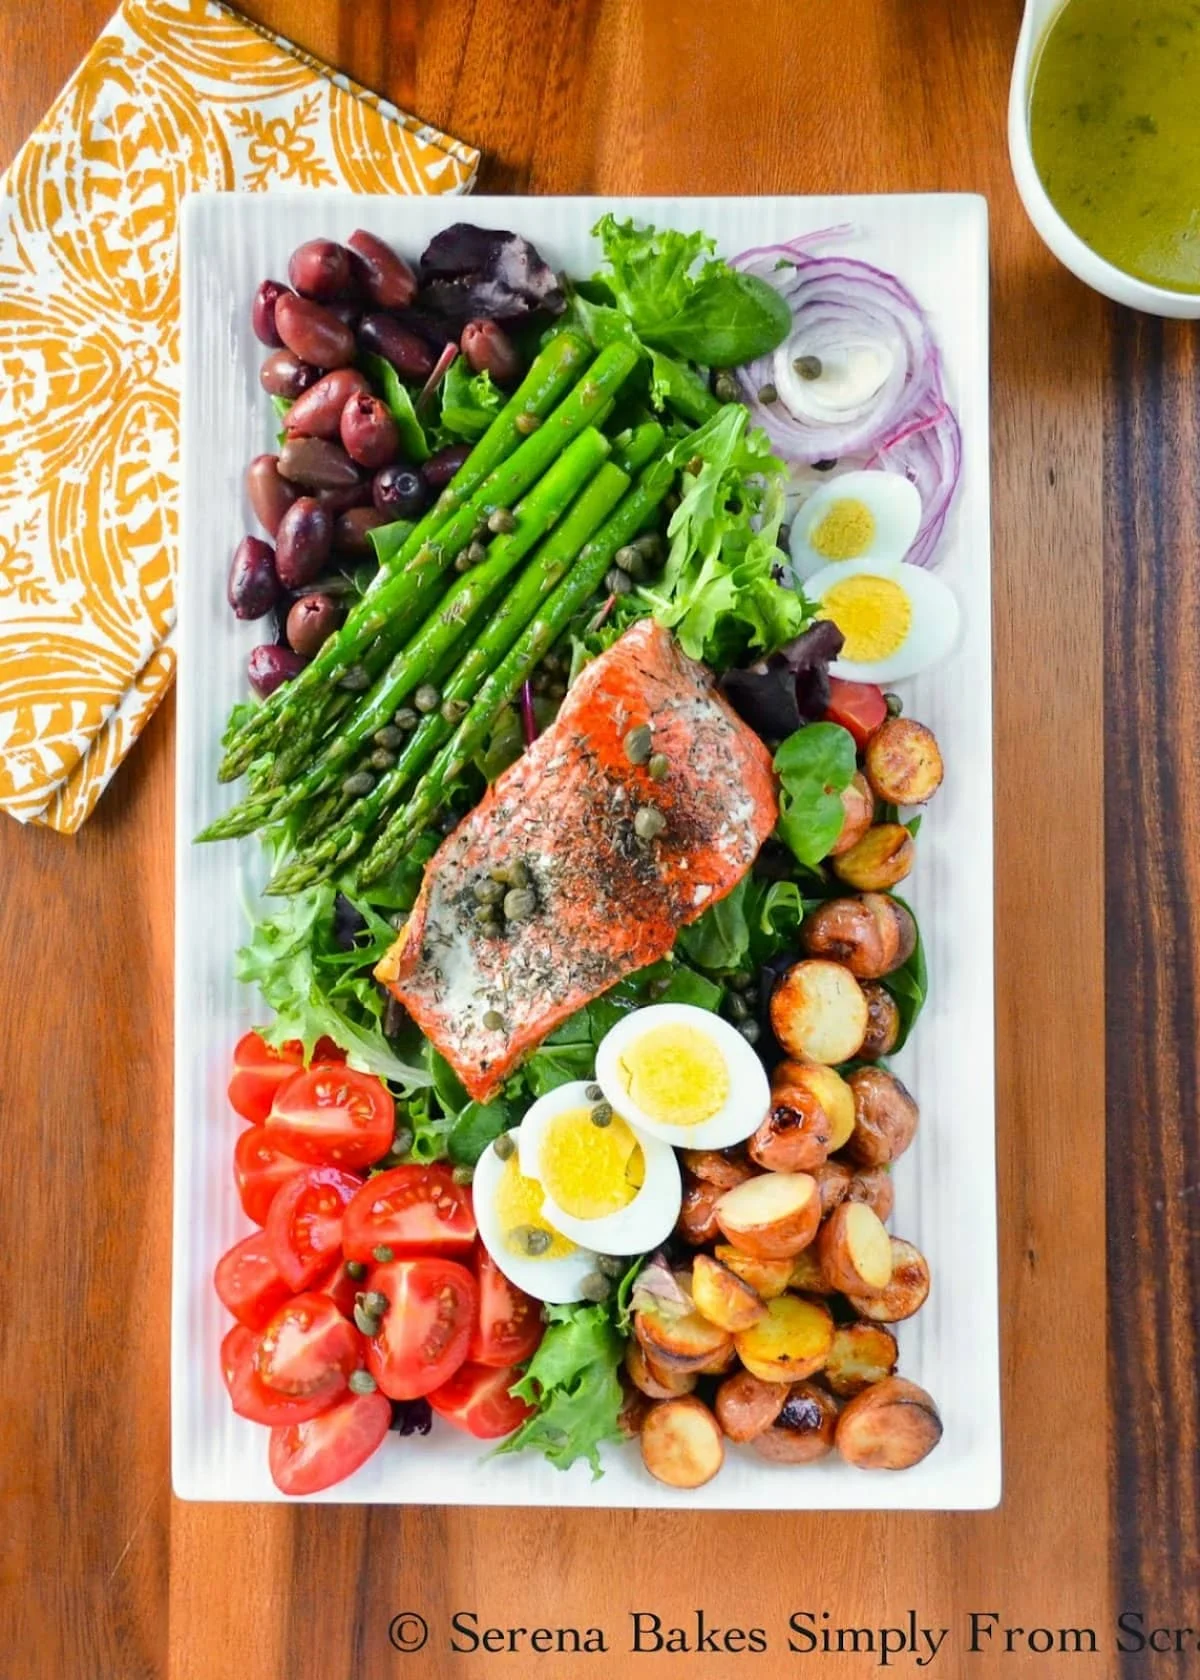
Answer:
2, 0, 1179, 1672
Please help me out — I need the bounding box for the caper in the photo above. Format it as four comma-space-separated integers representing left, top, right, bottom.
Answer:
503, 887, 537, 922
466, 539, 488, 567
885, 691, 904, 717
414, 683, 440, 713
591, 1100, 613, 1128
726, 992, 751, 1023
793, 354, 823, 381
511, 1224, 552, 1255
623, 723, 653, 765
393, 706, 418, 730
596, 1253, 626, 1278
737, 1018, 762, 1046
373, 725, 405, 751
453, 550, 475, 573
585, 1083, 602, 1101
472, 517, 490, 541
473, 877, 505, 906
349, 1369, 378, 1394
663, 490, 681, 514
441, 696, 469, 724
483, 1008, 505, 1031
580, 1271, 612, 1302
685, 455, 704, 476
346, 1260, 367, 1281
613, 544, 641, 574
369, 748, 396, 772
634, 805, 667, 841
371, 1247, 394, 1265
514, 412, 541, 435
648, 752, 669, 782
452, 1163, 474, 1186
633, 533, 663, 561
474, 904, 500, 931
729, 968, 754, 991
604, 568, 632, 596
493, 1131, 517, 1161
390, 911, 407, 930
487, 506, 517, 535
353, 1304, 381, 1337
757, 382, 778, 405
342, 770, 374, 797
339, 663, 371, 691
742, 985, 760, 1008
390, 1125, 414, 1157
548, 681, 567, 701
507, 859, 530, 889
713, 368, 740, 403
489, 863, 514, 886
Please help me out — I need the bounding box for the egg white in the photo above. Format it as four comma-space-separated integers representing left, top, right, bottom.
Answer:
517, 1081, 681, 1256
472, 1125, 599, 1304
593, 1004, 770, 1151
805, 556, 961, 685
788, 470, 922, 582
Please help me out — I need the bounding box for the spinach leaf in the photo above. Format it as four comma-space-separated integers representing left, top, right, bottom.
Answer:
880, 895, 928, 1051
774, 722, 858, 867
439, 357, 504, 440
359, 351, 429, 461
447, 1098, 515, 1167
676, 883, 752, 973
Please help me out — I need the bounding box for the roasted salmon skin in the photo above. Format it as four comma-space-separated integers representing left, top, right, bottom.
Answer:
375, 619, 778, 1100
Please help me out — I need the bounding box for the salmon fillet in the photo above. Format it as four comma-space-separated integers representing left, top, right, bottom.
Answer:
375, 619, 778, 1100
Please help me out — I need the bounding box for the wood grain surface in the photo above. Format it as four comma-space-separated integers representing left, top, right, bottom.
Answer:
0, 0, 1183, 1674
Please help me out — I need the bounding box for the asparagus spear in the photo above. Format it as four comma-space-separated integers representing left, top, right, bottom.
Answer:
355, 450, 679, 886
218, 341, 639, 783
218, 329, 592, 780
265, 453, 642, 894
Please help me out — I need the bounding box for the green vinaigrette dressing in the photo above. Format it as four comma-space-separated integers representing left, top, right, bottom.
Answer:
1029, 0, 1200, 293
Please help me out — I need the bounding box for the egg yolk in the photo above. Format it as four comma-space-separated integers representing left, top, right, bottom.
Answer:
538, 1108, 644, 1221
495, 1156, 576, 1258
810, 497, 876, 561
618, 1024, 729, 1127
819, 575, 912, 662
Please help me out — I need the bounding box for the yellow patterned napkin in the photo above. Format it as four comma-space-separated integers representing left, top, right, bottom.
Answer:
0, 0, 477, 832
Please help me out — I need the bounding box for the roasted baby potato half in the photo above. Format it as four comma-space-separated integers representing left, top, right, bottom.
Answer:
835, 1376, 942, 1470
831, 824, 915, 893
864, 717, 944, 807
847, 1237, 931, 1323
773, 1060, 855, 1153
823, 1320, 900, 1398
714, 1369, 788, 1442
633, 1273, 734, 1373
624, 1338, 698, 1400
749, 1073, 831, 1173
714, 1245, 794, 1300
816, 1201, 894, 1296
734, 1293, 834, 1384
844, 1163, 895, 1223
845, 1067, 919, 1165
675, 1176, 725, 1246
800, 893, 905, 979
859, 981, 901, 1060
751, 1380, 839, 1464
691, 1253, 767, 1333
640, 1395, 725, 1488
830, 771, 874, 857
788, 1245, 834, 1295
715, 1171, 822, 1260
770, 960, 868, 1066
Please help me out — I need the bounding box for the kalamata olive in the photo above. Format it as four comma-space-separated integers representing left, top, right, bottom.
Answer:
259, 348, 321, 399
227, 535, 280, 620
347, 230, 418, 309
334, 506, 390, 553
421, 441, 472, 490
324, 299, 361, 330
275, 496, 333, 588
340, 391, 400, 470
287, 238, 353, 301
460, 318, 521, 383
278, 435, 362, 491
284, 368, 370, 440
275, 292, 356, 369
251, 279, 292, 347
357, 313, 435, 380
248, 643, 307, 698
245, 453, 298, 536
286, 592, 343, 657
317, 481, 375, 516
373, 463, 428, 519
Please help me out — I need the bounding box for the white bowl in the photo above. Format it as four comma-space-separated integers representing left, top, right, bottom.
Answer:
1008, 0, 1200, 318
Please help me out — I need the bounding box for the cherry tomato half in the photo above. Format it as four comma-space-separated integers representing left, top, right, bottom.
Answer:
227, 1032, 304, 1126
316, 1258, 362, 1321
364, 1257, 477, 1401
428, 1362, 534, 1440
213, 1232, 293, 1331
266, 1165, 363, 1291
255, 1292, 362, 1396
234, 1126, 305, 1226
468, 1244, 543, 1368
266, 1062, 395, 1170
220, 1325, 343, 1427
824, 677, 887, 749
268, 1389, 392, 1496
341, 1165, 476, 1264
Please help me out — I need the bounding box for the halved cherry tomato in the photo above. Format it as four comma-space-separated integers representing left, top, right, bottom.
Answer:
341, 1165, 476, 1264
266, 1165, 362, 1290
213, 1232, 293, 1331
220, 1326, 343, 1426
227, 1032, 304, 1125
824, 677, 887, 748
266, 1063, 394, 1170
364, 1257, 477, 1401
468, 1244, 543, 1368
234, 1126, 305, 1226
269, 1389, 392, 1495
428, 1362, 534, 1439
255, 1292, 363, 1396
316, 1259, 361, 1320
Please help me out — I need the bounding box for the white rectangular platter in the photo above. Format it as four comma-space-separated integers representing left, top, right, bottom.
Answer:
175, 192, 997, 1507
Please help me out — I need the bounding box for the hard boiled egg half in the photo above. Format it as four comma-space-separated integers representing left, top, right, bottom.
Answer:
594, 1003, 770, 1151
806, 556, 960, 685
472, 1120, 601, 1305
789, 470, 922, 582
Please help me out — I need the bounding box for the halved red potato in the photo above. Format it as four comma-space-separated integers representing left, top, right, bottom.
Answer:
811, 1157, 854, 1216
835, 1376, 942, 1470
640, 1396, 725, 1488
634, 1275, 735, 1374
831, 824, 914, 892
713, 1369, 787, 1442
691, 1254, 767, 1333
618, 1380, 652, 1438
800, 894, 901, 978
680, 1149, 753, 1190
624, 1338, 697, 1400
829, 772, 874, 858
695, 1340, 739, 1375
845, 1163, 895, 1222
864, 717, 944, 806
847, 1238, 931, 1323
675, 1176, 724, 1246
770, 961, 868, 1066
734, 1294, 834, 1384
823, 1321, 900, 1398
751, 1380, 839, 1463
714, 1246, 794, 1300
816, 1202, 894, 1296
859, 982, 901, 1060
844, 1067, 919, 1166
788, 1247, 834, 1295
748, 1077, 830, 1173
714, 1172, 821, 1260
